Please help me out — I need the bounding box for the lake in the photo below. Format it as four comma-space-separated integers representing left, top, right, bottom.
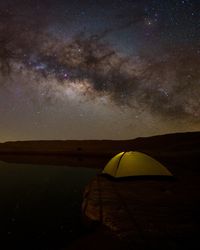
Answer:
0, 161, 98, 250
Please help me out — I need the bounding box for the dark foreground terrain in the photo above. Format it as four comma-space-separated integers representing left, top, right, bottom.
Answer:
0, 131, 200, 249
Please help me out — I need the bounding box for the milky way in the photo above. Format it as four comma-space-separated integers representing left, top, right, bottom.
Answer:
0, 0, 200, 141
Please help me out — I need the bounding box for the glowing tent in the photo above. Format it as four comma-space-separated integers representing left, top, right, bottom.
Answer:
103, 151, 172, 178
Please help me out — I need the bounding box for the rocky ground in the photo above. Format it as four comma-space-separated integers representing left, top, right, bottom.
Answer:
81, 173, 199, 250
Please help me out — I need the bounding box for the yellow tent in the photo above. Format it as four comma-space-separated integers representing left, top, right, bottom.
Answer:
103, 151, 172, 178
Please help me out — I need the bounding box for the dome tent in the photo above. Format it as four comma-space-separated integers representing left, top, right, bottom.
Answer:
103, 151, 172, 178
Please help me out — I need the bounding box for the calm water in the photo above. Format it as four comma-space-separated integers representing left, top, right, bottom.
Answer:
0, 161, 98, 250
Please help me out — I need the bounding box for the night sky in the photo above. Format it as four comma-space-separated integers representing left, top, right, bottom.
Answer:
0, 0, 199, 141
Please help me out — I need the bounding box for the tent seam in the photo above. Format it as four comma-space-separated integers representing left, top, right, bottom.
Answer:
114, 151, 126, 176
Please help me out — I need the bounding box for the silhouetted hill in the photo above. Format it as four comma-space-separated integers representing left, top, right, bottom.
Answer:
0, 131, 199, 172
0, 131, 199, 155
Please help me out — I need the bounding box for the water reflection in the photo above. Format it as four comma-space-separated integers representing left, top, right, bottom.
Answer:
0, 161, 98, 250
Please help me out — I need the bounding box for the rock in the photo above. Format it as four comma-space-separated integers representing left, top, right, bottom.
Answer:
82, 174, 200, 249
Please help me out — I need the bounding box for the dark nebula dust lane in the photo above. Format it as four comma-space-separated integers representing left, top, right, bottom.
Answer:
0, 0, 200, 141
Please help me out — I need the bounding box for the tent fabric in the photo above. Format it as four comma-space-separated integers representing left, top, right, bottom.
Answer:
103, 151, 172, 178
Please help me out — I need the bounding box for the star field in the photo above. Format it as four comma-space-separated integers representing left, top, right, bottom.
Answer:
0, 0, 199, 141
